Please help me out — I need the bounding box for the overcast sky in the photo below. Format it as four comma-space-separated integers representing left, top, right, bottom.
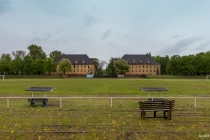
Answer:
1, 0, 210, 62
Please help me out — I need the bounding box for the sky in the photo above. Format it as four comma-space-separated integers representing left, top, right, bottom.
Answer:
1, 0, 210, 62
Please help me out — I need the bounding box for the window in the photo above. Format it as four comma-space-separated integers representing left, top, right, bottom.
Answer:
84, 65, 86, 68
154, 70, 156, 72
139, 70, 141, 72
143, 65, 144, 68
154, 66, 156, 68
136, 65, 137, 68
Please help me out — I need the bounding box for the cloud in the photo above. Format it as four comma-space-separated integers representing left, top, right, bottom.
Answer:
196, 40, 210, 51
0, 0, 11, 15
158, 36, 203, 55
83, 15, 97, 26
172, 35, 179, 39
30, 34, 51, 44
102, 29, 112, 40
92, 5, 96, 11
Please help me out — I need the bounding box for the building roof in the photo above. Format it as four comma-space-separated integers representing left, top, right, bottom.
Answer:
55, 54, 94, 65
121, 54, 159, 65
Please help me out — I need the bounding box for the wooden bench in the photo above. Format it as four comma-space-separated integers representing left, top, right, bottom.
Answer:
28, 98, 48, 106
138, 99, 175, 120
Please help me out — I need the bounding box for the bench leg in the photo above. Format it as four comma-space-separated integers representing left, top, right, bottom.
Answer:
141, 111, 146, 119
154, 111, 157, 118
163, 111, 167, 119
168, 111, 171, 120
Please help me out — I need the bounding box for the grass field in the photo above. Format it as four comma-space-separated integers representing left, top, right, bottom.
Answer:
0, 78, 210, 139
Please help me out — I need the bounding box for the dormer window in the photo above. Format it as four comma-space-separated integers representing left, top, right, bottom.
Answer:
133, 60, 135, 63
139, 60, 142, 63
75, 60, 78, 64
147, 61, 150, 64
82, 60, 85, 64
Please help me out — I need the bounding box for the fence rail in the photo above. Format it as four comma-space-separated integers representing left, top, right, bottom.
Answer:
1, 96, 210, 109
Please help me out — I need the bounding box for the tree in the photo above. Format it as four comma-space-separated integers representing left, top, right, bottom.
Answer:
58, 58, 72, 75
179, 55, 196, 75
0, 53, 12, 74
27, 44, 47, 61
106, 57, 115, 74
153, 55, 169, 74
49, 50, 63, 61
113, 59, 129, 74
23, 55, 33, 75
32, 58, 45, 75
9, 57, 24, 74
12, 50, 26, 59
166, 55, 181, 75
44, 57, 57, 74
92, 59, 106, 74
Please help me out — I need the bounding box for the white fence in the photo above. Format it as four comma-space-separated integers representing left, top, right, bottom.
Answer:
1, 96, 210, 109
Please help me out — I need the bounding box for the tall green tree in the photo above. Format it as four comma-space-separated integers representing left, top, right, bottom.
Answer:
92, 59, 106, 74
33, 58, 45, 75
9, 57, 24, 74
113, 59, 129, 74
0, 53, 12, 74
194, 52, 206, 75
27, 44, 47, 61
49, 50, 63, 61
44, 57, 57, 74
59, 58, 72, 75
153, 55, 169, 74
179, 55, 196, 75
106, 57, 115, 74
166, 55, 181, 75
23, 55, 33, 75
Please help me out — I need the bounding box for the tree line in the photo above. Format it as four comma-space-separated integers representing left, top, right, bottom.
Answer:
1, 44, 210, 75
0, 44, 62, 75
152, 51, 210, 75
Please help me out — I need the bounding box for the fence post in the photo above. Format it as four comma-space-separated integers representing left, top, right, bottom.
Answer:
7, 98, 9, 109
60, 98, 62, 108
194, 98, 196, 108
111, 97, 112, 108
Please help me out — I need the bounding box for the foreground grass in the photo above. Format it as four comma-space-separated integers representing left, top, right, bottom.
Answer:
0, 106, 209, 140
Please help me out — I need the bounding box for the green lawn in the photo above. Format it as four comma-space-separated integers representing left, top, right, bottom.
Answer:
0, 78, 210, 96
0, 78, 210, 139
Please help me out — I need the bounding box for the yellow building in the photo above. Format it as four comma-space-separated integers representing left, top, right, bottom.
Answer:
121, 54, 161, 75
55, 54, 96, 75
